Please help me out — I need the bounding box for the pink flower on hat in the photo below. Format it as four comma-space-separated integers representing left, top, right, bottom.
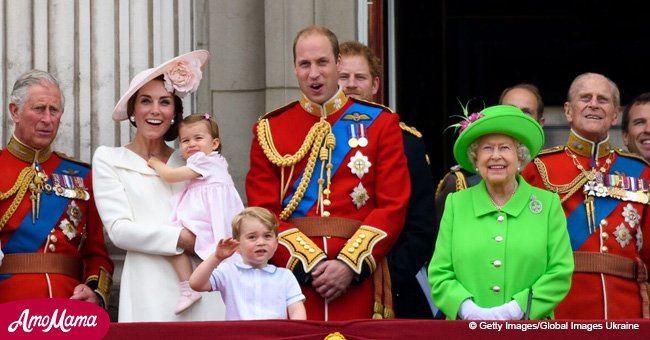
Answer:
458, 112, 484, 133
163, 59, 203, 97
446, 98, 486, 134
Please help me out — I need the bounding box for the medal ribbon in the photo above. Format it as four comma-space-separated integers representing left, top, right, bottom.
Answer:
566, 155, 644, 250
283, 103, 382, 217
2, 159, 88, 254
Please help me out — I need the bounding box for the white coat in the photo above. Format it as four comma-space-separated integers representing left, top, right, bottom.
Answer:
92, 146, 225, 321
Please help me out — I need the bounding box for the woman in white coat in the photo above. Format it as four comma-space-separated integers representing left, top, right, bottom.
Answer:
92, 50, 225, 321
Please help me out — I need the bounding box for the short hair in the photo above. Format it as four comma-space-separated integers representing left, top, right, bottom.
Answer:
622, 92, 650, 133
126, 75, 183, 141
231, 207, 279, 240
179, 113, 222, 152
293, 25, 339, 64
498, 83, 544, 119
10, 69, 65, 111
467, 138, 532, 170
567, 72, 620, 108
339, 41, 382, 79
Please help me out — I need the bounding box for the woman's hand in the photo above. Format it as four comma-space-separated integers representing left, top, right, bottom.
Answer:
177, 228, 196, 253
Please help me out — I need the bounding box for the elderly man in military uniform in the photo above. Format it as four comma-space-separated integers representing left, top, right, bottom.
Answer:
522, 72, 650, 319
246, 26, 409, 321
0, 70, 113, 307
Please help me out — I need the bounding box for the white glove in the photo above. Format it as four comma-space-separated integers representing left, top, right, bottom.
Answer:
487, 300, 524, 320
459, 299, 492, 320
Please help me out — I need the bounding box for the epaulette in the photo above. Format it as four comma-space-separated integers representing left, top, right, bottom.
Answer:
614, 148, 650, 166
54, 151, 90, 167
399, 122, 422, 138
536, 145, 565, 156
350, 97, 395, 113
258, 101, 299, 121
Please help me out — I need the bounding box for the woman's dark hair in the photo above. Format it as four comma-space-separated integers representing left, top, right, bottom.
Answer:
126, 75, 184, 141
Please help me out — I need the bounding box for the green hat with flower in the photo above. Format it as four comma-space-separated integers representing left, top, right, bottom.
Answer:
452, 104, 544, 173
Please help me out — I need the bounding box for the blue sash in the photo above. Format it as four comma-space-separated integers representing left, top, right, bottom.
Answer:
2, 159, 88, 254
283, 103, 383, 218
566, 155, 644, 250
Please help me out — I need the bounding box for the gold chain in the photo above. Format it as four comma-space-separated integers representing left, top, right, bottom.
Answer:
0, 167, 36, 230
257, 118, 333, 220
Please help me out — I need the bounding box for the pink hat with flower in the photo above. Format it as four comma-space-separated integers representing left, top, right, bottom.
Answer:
112, 50, 210, 121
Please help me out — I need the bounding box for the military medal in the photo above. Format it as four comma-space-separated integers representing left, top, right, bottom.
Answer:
58, 219, 77, 240
348, 124, 359, 148
67, 201, 82, 226
358, 124, 368, 147
347, 151, 372, 179
529, 195, 542, 214
350, 183, 370, 209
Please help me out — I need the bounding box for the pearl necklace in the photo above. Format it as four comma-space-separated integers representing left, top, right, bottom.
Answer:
488, 182, 518, 210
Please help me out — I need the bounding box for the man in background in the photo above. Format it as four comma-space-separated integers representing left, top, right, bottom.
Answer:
621, 92, 650, 161
339, 40, 437, 319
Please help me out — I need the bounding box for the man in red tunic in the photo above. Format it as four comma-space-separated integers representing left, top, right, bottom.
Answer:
246, 26, 409, 321
0, 70, 113, 308
522, 72, 650, 319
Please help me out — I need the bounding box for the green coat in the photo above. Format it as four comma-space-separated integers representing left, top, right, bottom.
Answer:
428, 175, 574, 319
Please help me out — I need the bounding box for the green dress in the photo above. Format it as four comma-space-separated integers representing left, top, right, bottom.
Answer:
428, 175, 574, 319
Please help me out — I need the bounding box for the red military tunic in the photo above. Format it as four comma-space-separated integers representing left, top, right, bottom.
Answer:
522, 131, 650, 319
0, 136, 113, 306
246, 89, 410, 321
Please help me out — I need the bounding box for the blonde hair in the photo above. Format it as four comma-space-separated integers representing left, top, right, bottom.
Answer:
179, 112, 221, 152
231, 207, 279, 239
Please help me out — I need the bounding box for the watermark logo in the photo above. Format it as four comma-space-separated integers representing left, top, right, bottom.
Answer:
0, 298, 109, 339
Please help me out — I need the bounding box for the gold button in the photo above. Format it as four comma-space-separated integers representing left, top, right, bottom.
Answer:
296, 236, 303, 242
356, 238, 363, 243
323, 211, 331, 217
299, 240, 306, 246
600, 219, 608, 227
308, 249, 315, 253
348, 247, 355, 253
495, 236, 503, 242
49, 235, 58, 243
497, 216, 505, 222
493, 260, 502, 267
492, 286, 501, 293
303, 244, 310, 250
323, 199, 331, 206
601, 232, 608, 240
48, 244, 56, 252
601, 246, 608, 253
323, 189, 331, 195
359, 234, 366, 239
353, 242, 360, 248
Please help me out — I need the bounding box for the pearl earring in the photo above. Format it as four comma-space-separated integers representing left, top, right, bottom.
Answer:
517, 166, 521, 172
475, 167, 479, 172
129, 116, 135, 123
171, 119, 175, 125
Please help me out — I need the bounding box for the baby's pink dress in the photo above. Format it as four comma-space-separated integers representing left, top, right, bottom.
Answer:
171, 151, 244, 260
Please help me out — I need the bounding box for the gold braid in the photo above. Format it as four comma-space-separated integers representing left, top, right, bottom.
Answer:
0, 167, 36, 230
257, 118, 332, 220
533, 157, 588, 203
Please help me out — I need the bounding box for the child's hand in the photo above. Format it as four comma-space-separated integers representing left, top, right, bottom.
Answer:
215, 238, 239, 261
147, 156, 162, 169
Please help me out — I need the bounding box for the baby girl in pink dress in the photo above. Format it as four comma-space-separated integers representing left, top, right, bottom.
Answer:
148, 112, 244, 314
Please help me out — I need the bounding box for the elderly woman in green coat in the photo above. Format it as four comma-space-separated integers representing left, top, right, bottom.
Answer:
428, 105, 574, 320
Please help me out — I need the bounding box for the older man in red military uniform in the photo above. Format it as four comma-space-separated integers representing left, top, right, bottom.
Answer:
246, 26, 409, 321
0, 70, 113, 307
522, 72, 650, 319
